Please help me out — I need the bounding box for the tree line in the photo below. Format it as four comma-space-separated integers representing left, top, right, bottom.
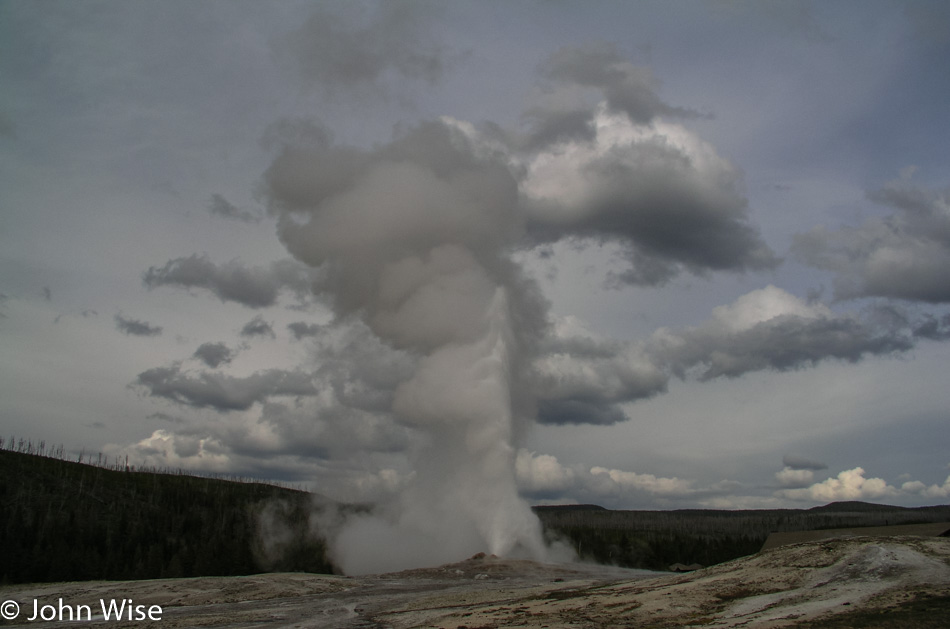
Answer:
532, 502, 950, 571
3, 443, 948, 584
0, 449, 333, 584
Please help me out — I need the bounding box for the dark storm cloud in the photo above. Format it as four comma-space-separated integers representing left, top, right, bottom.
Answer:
531, 286, 926, 425
240, 315, 275, 339
282, 2, 449, 95
523, 134, 779, 285
192, 342, 235, 368
134, 364, 317, 411
208, 194, 261, 223
530, 333, 668, 426
912, 313, 950, 341
783, 454, 828, 471
794, 177, 950, 303
287, 321, 322, 340
655, 310, 912, 381
513, 44, 776, 285
114, 313, 163, 337
538, 43, 700, 125
536, 399, 627, 426
142, 254, 316, 308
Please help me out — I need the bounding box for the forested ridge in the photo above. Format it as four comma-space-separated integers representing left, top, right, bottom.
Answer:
3, 446, 948, 584
533, 501, 950, 570
0, 448, 333, 585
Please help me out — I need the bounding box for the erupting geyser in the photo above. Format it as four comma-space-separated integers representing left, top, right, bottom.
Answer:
262, 121, 550, 573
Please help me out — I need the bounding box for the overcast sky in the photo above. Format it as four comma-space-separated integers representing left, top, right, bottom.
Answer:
2, 0, 949, 512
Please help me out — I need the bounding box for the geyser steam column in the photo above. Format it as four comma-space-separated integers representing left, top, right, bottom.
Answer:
262, 121, 548, 573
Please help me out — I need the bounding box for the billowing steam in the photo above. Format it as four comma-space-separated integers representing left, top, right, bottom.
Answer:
261, 121, 549, 573
256, 40, 775, 574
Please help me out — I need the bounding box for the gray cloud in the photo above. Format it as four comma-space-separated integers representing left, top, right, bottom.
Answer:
42, 286, 51, 301
530, 327, 668, 426
312, 321, 416, 414
208, 194, 261, 223
661, 314, 912, 380
793, 177, 950, 303
536, 399, 627, 426
256, 400, 410, 460
146, 412, 185, 425
134, 364, 317, 412
483, 107, 598, 155
287, 321, 323, 341
192, 342, 235, 368
240, 315, 275, 339
519, 110, 778, 286
114, 313, 163, 337
281, 3, 449, 95
783, 454, 828, 471
529, 286, 927, 425
538, 43, 700, 125
142, 254, 316, 308
652, 286, 913, 381
912, 313, 950, 341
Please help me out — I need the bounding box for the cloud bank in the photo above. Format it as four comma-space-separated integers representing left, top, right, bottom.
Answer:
795, 175, 950, 303
143, 255, 317, 309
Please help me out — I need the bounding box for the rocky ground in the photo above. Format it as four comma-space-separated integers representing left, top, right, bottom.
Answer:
2, 536, 948, 628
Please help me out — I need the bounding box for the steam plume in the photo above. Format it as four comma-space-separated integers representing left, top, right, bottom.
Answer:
262, 121, 548, 573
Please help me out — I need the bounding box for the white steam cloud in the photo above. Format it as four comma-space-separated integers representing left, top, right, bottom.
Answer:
261, 121, 548, 574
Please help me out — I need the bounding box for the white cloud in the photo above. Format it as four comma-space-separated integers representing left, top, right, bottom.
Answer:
777, 467, 899, 501
775, 466, 815, 488
901, 476, 950, 499
515, 449, 576, 493
709, 285, 831, 333
589, 465, 695, 496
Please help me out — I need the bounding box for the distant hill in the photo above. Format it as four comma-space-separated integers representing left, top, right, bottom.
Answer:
532, 503, 607, 512
532, 501, 950, 570
0, 449, 335, 584
806, 500, 903, 512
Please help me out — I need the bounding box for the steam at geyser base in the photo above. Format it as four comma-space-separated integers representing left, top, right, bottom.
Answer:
262, 122, 555, 574
328, 285, 550, 575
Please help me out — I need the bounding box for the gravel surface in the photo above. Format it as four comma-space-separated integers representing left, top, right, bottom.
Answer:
2, 536, 948, 628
